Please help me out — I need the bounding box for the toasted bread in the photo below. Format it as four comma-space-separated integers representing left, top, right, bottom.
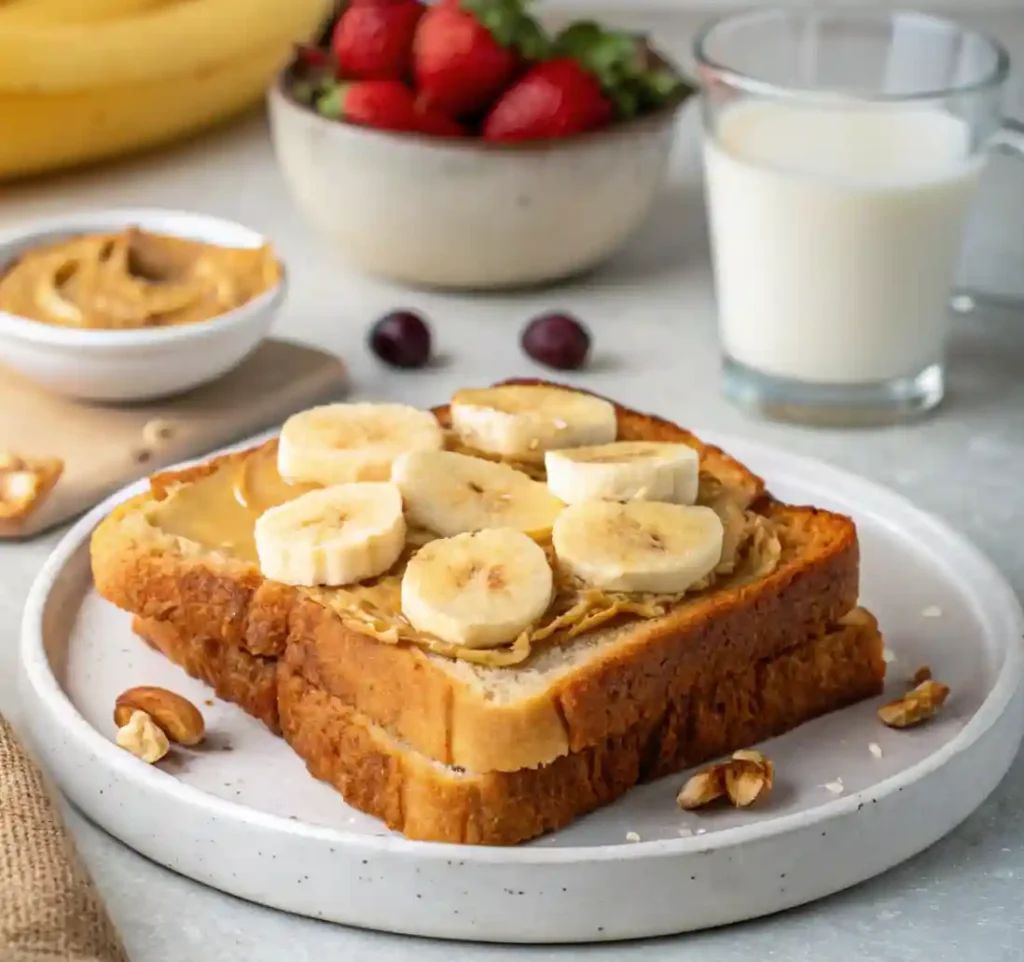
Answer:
93, 381, 860, 774
133, 615, 279, 734
130, 610, 883, 845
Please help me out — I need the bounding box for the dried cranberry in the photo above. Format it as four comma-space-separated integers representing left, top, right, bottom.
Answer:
369, 310, 432, 369
520, 312, 591, 371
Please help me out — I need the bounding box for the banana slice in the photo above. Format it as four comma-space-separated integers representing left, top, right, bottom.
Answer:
278, 403, 443, 486
254, 482, 406, 587
545, 441, 700, 505
401, 528, 553, 648
392, 449, 564, 538
553, 501, 724, 594
450, 384, 617, 463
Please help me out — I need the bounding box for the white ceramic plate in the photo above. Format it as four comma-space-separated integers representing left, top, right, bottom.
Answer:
18, 433, 1024, 944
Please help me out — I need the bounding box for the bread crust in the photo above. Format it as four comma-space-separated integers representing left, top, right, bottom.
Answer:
286, 501, 858, 772
278, 610, 885, 845
91, 381, 861, 773
131, 615, 280, 733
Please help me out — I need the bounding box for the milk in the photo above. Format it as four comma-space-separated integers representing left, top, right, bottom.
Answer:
704, 101, 982, 385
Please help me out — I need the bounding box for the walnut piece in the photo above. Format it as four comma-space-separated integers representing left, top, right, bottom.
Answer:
677, 749, 774, 811
114, 686, 205, 746
878, 679, 950, 729
115, 710, 169, 763
0, 453, 63, 522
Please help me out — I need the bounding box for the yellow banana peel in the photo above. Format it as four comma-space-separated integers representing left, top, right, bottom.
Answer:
0, 41, 291, 180
0, 0, 330, 92
0, 0, 332, 179
0, 0, 170, 27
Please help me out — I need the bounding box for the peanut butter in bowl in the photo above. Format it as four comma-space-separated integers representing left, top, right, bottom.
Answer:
0, 227, 282, 331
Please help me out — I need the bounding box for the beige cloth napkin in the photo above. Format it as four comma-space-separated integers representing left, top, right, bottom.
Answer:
0, 714, 129, 962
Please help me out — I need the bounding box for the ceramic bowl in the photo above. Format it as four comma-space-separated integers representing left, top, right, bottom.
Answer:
0, 208, 286, 403
267, 81, 682, 290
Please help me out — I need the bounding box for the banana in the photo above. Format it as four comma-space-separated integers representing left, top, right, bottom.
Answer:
545, 441, 700, 505
278, 403, 444, 487
553, 501, 724, 594
0, 0, 327, 181
0, 0, 170, 27
450, 385, 617, 463
392, 449, 564, 538
254, 483, 406, 587
0, 0, 330, 93
400, 528, 554, 648
0, 40, 289, 180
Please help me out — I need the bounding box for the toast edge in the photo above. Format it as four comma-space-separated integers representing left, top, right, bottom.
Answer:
277, 609, 885, 845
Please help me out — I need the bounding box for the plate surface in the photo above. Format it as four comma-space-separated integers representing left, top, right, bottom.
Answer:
18, 433, 1024, 943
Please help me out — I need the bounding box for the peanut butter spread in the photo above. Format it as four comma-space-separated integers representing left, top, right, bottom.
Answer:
148, 438, 783, 667
0, 228, 281, 330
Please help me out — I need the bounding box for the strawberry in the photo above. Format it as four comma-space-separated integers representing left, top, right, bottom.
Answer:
482, 58, 612, 141
550, 21, 692, 120
413, 95, 470, 137
316, 80, 466, 137
412, 0, 548, 119
482, 22, 692, 142
331, 0, 426, 81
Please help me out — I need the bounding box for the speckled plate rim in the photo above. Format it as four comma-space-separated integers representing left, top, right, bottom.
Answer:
19, 430, 1024, 868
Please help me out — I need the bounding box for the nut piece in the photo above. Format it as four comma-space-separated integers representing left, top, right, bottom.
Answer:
114, 686, 205, 746
878, 678, 950, 729
142, 418, 175, 447
677, 749, 774, 811
909, 665, 932, 687
0, 453, 63, 522
725, 750, 774, 807
676, 766, 727, 810
115, 710, 170, 763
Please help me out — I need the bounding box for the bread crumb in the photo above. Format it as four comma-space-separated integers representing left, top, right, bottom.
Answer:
677, 827, 693, 838
909, 665, 932, 686
882, 648, 896, 664
921, 605, 943, 618
823, 779, 845, 795
625, 831, 641, 843
868, 742, 883, 759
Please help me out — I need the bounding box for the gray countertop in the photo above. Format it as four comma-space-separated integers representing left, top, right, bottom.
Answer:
2, 8, 1024, 961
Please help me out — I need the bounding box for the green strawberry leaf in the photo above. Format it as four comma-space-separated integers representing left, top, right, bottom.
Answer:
553, 20, 694, 119
291, 80, 318, 107
461, 0, 552, 61
315, 84, 346, 120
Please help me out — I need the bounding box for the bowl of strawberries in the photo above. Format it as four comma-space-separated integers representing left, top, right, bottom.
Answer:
268, 0, 693, 290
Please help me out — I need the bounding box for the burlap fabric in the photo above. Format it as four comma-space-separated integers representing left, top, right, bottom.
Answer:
0, 714, 129, 962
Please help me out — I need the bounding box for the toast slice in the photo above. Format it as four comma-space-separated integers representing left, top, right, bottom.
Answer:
129, 608, 884, 846
133, 615, 280, 734
93, 381, 860, 774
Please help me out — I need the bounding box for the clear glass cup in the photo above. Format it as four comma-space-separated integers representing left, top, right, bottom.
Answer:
693, 9, 1024, 426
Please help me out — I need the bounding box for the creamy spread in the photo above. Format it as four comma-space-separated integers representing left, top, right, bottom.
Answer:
0, 227, 281, 330
149, 444, 314, 560
148, 438, 782, 667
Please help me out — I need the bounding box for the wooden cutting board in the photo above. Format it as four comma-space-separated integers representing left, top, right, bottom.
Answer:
0, 338, 348, 539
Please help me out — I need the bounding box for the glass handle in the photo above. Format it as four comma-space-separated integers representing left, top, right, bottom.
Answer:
992, 118, 1024, 158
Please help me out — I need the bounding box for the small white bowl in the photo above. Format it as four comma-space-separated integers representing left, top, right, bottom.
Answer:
0, 208, 286, 403
268, 81, 682, 290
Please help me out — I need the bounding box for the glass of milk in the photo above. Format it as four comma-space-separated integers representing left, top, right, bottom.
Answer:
694, 9, 1024, 424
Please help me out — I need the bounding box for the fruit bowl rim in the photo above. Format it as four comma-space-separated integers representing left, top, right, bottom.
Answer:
268, 73, 692, 153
